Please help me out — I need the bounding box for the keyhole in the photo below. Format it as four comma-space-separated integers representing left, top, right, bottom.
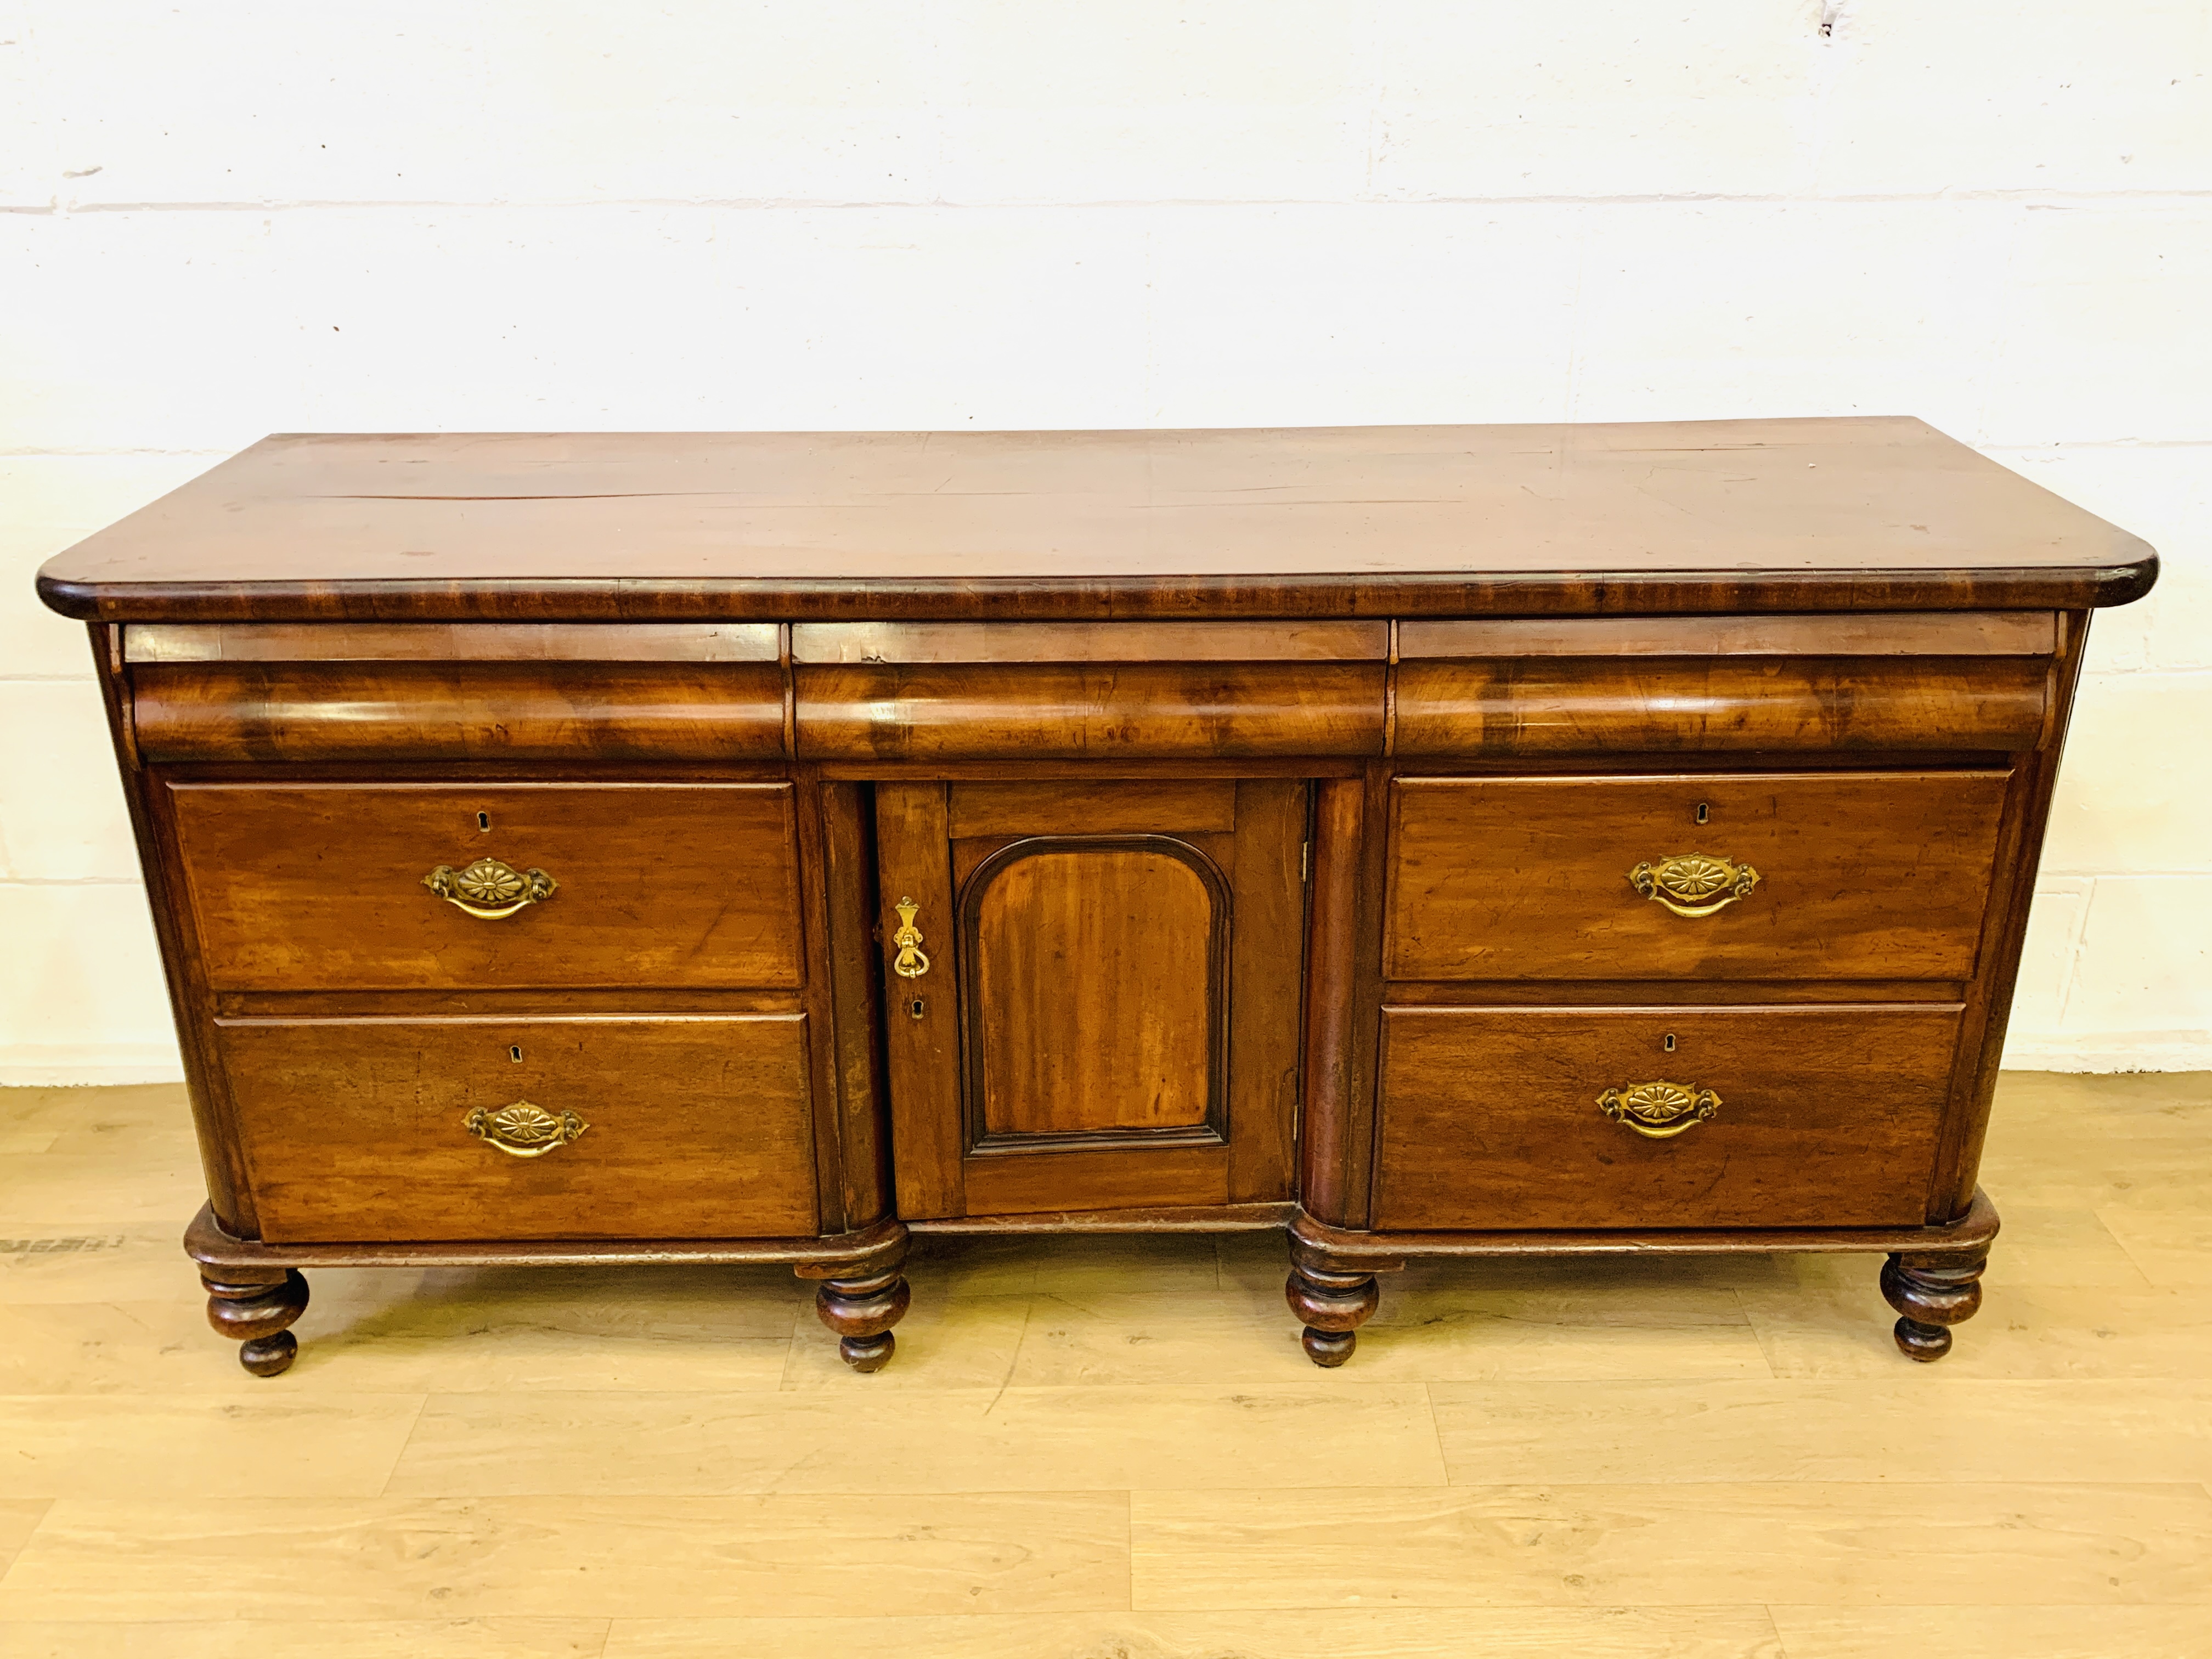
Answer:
1663, 1032, 1677, 1053
1694, 803, 1709, 826
909, 997, 927, 1020
477, 811, 492, 831
509, 1045, 523, 1062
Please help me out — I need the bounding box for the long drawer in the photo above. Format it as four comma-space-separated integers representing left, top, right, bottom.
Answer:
169, 782, 804, 991
218, 1014, 820, 1242
1385, 771, 2010, 983
1373, 1005, 1961, 1231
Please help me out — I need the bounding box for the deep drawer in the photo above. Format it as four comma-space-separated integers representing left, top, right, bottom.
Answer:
219, 1014, 820, 1242
1384, 771, 2010, 983
1373, 1005, 1961, 1231
169, 782, 804, 991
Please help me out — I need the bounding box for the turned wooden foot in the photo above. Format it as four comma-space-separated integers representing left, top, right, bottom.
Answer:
814, 1267, 912, 1373
1881, 1246, 1989, 1362
202, 1267, 309, 1376
1285, 1264, 1380, 1367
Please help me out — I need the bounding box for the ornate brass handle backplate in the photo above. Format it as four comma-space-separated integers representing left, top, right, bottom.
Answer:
1598, 1080, 1721, 1139
890, 897, 930, 979
464, 1100, 588, 1158
424, 856, 558, 920
1628, 853, 1760, 918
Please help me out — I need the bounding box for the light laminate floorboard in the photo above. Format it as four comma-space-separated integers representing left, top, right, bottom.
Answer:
0, 1071, 2206, 1648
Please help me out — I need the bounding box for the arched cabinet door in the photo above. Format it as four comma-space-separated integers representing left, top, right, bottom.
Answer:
874, 779, 1307, 1220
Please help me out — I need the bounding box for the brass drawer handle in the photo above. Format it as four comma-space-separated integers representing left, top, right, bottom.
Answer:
424, 856, 558, 919
464, 1101, 588, 1158
890, 896, 931, 979
1628, 853, 1760, 918
1598, 1080, 1720, 1139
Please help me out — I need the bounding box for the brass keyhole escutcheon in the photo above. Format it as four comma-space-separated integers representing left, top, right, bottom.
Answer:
890, 897, 930, 979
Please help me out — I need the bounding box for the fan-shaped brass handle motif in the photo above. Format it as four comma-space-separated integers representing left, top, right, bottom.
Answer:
424, 857, 558, 919
1627, 853, 1760, 918
890, 897, 930, 979
1597, 1080, 1722, 1140
463, 1101, 588, 1158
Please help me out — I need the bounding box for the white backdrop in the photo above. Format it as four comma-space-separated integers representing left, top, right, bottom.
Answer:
3, 2, 2207, 1080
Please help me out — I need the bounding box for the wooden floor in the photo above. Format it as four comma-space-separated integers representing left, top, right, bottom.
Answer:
0, 1071, 2205, 1656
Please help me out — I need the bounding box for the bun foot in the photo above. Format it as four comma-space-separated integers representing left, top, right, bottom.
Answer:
1301, 1326, 1357, 1367
1881, 1246, 1988, 1364
1285, 1265, 1379, 1368
839, 1331, 896, 1373
1892, 1317, 1953, 1362
814, 1267, 912, 1374
239, 1330, 300, 1376
202, 1267, 309, 1377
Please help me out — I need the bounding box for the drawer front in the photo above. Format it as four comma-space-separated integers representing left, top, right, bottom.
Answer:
171, 782, 803, 991
1385, 771, 2010, 983
219, 1015, 820, 1242
1374, 1005, 1961, 1231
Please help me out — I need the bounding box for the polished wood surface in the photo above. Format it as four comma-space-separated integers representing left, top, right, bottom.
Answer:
1391, 656, 2050, 755
1384, 771, 2011, 983
885, 780, 1302, 1220
126, 621, 782, 663
28, 425, 2160, 1380
1397, 610, 2057, 659
949, 778, 1238, 838
1373, 1005, 1962, 1231
216, 1014, 820, 1242
795, 662, 1385, 759
2, 1074, 2207, 1650
969, 843, 1221, 1142
133, 663, 789, 761
792, 620, 1389, 663
39, 420, 2155, 622
167, 782, 804, 991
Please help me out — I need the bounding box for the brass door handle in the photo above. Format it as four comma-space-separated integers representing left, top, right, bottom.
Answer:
1628, 853, 1760, 918
424, 856, 558, 919
890, 897, 930, 979
464, 1101, 588, 1158
1598, 1080, 1720, 1139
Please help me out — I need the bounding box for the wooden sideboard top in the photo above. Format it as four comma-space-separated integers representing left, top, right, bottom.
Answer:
38, 417, 2155, 623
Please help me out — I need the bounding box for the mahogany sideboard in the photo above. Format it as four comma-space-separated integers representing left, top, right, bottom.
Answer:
36, 420, 2155, 1375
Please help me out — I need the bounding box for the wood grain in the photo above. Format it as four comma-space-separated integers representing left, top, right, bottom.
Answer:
0, 1493, 1128, 1619
132, 663, 787, 761
1225, 780, 1306, 1204
1392, 657, 2050, 755
1384, 771, 2011, 983
1372, 1005, 1962, 1231
1397, 611, 2057, 659
873, 783, 964, 1220
126, 622, 781, 663
217, 1015, 820, 1242
38, 421, 2156, 623
0, 1395, 424, 1498
381, 1384, 1447, 1494
795, 662, 1385, 760
168, 781, 803, 992
600, 1609, 1785, 1659
969, 844, 1220, 1140
1426, 1378, 2212, 1485
948, 779, 1238, 838
792, 620, 1389, 663
1130, 1482, 2212, 1609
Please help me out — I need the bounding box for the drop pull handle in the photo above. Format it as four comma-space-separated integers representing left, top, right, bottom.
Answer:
890, 898, 931, 979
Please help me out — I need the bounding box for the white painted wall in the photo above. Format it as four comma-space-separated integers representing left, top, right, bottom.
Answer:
3, 2, 2206, 1079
